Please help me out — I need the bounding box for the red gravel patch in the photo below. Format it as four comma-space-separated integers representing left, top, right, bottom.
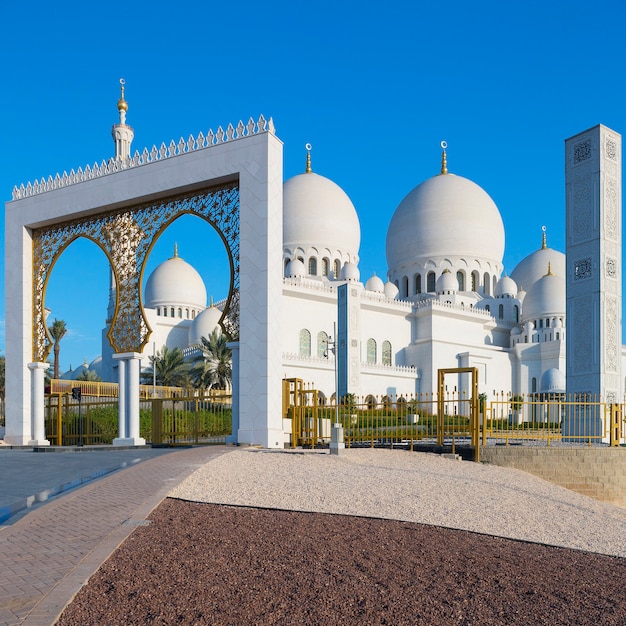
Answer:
58, 498, 626, 625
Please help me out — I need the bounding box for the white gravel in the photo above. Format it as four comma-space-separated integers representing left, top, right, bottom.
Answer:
170, 448, 626, 558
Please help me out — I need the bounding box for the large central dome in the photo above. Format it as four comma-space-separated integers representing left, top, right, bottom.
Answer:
386, 173, 505, 271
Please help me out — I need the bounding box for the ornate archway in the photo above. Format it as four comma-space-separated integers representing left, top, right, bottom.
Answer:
33, 181, 239, 362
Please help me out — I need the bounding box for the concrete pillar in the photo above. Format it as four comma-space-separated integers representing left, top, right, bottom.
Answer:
27, 362, 50, 446
112, 352, 145, 446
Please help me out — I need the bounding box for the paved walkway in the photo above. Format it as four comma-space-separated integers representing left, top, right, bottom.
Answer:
0, 445, 231, 625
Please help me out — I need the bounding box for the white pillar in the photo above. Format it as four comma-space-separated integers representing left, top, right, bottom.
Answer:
226, 342, 239, 444
28, 362, 50, 446
112, 352, 145, 446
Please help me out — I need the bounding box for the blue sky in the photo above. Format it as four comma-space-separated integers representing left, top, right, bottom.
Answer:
2, 0, 626, 372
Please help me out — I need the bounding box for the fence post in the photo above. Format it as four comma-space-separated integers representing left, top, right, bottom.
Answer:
610, 404, 621, 447
152, 399, 163, 445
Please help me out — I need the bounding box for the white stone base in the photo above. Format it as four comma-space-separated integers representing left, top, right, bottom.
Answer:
28, 439, 50, 446
112, 437, 146, 447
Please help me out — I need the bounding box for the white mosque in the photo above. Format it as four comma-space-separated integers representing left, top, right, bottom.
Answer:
63, 88, 575, 403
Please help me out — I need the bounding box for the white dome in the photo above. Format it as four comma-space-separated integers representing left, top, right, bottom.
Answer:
384, 281, 399, 299
283, 171, 360, 263
285, 258, 306, 278
341, 262, 360, 281
436, 269, 458, 293
511, 243, 565, 293
386, 173, 505, 273
189, 306, 222, 346
495, 275, 518, 297
522, 270, 565, 320
365, 273, 385, 293
144, 252, 207, 310
89, 356, 103, 378
540, 368, 565, 393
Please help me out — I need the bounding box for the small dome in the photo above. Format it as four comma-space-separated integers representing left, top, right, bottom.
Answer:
495, 275, 518, 297
511, 235, 565, 293
341, 262, 360, 282
189, 306, 222, 346
144, 250, 207, 310
285, 258, 306, 278
436, 269, 458, 293
511, 326, 522, 335
89, 356, 103, 378
386, 173, 505, 273
384, 281, 399, 299
540, 368, 565, 393
365, 273, 385, 293
522, 269, 565, 321
283, 171, 360, 262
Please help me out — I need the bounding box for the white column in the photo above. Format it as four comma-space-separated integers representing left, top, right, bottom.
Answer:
28, 362, 50, 446
226, 342, 239, 444
112, 352, 145, 446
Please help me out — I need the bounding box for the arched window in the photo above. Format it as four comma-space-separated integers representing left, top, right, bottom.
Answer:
322, 258, 329, 276
514, 305, 519, 323
365, 395, 377, 410
170, 307, 175, 317
156, 308, 161, 316
498, 304, 504, 319
456, 271, 465, 291
401, 276, 409, 298
333, 259, 340, 279
308, 257, 317, 275
299, 329, 311, 356
471, 271, 479, 292
483, 272, 490, 295
485, 304, 490, 313
163, 308, 167, 317
366, 338, 377, 364
382, 340, 392, 366
532, 377, 537, 393
427, 272, 436, 292
178, 308, 182, 318
317, 331, 329, 358
415, 274, 422, 294
192, 310, 196, 319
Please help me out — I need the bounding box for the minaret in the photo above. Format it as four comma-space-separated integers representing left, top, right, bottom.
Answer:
111, 78, 134, 161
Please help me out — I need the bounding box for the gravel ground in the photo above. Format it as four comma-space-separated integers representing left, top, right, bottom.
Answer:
57, 448, 626, 625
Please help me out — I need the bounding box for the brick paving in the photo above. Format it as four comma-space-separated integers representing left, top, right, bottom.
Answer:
0, 446, 231, 626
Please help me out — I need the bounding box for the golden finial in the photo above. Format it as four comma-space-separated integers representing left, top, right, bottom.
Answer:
305, 143, 312, 173
541, 225, 547, 249
173, 242, 179, 258
440, 140, 448, 175
546, 262, 553, 276
117, 78, 128, 112
210, 295, 214, 307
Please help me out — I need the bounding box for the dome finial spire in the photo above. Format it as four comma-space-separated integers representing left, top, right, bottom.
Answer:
541, 225, 547, 249
440, 140, 448, 175
547, 261, 553, 276
305, 143, 312, 173
112, 78, 134, 161
173, 242, 178, 258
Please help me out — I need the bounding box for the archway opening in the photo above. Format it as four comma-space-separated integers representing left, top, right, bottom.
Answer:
44, 237, 110, 380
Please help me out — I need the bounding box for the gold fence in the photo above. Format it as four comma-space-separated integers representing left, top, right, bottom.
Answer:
49, 379, 190, 399
283, 381, 626, 455
44, 392, 232, 446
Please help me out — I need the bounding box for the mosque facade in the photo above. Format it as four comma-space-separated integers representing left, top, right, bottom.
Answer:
60, 88, 622, 407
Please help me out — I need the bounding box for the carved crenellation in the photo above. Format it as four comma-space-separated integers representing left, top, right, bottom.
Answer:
12, 116, 275, 200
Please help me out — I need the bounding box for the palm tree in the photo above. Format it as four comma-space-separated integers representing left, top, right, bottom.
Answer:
48, 319, 67, 379
191, 329, 232, 392
75, 369, 102, 382
141, 345, 189, 388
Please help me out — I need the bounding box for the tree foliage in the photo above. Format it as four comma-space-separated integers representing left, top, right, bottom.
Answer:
141, 345, 190, 388
48, 318, 67, 379
0, 354, 5, 401
75, 369, 102, 382
191, 330, 232, 392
